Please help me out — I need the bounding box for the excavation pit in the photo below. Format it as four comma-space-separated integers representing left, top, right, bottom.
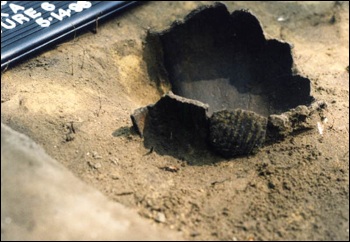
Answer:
132, 3, 326, 159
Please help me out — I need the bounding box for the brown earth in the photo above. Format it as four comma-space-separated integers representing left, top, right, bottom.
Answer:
1, 1, 349, 241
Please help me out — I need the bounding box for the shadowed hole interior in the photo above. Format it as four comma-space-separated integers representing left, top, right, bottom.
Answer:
154, 4, 313, 116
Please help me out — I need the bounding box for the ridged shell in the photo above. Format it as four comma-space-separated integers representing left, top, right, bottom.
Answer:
209, 109, 267, 158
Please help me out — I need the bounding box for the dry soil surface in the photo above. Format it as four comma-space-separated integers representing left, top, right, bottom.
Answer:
1, 1, 349, 241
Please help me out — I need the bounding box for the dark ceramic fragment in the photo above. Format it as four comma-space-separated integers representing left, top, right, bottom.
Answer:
131, 3, 326, 159
209, 110, 268, 158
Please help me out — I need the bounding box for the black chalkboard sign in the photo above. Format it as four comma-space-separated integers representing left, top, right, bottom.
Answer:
1, 1, 137, 70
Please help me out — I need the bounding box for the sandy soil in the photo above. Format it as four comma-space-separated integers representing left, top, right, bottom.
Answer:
1, 1, 349, 241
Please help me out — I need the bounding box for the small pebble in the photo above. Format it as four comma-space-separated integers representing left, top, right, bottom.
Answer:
94, 163, 102, 169
92, 151, 102, 159
277, 15, 287, 22
88, 161, 102, 170
110, 158, 119, 165
111, 171, 120, 180
155, 212, 166, 223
